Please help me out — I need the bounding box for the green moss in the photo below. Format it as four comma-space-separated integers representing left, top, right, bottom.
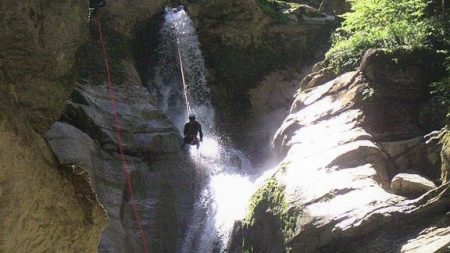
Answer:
279, 162, 290, 174
244, 179, 285, 225
243, 178, 302, 252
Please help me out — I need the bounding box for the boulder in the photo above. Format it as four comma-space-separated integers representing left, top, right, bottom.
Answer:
44, 122, 98, 170
391, 173, 437, 198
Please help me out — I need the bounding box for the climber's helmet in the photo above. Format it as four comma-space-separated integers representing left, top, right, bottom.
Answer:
189, 115, 196, 121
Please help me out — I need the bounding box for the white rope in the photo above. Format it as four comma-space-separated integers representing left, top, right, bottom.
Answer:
176, 34, 193, 116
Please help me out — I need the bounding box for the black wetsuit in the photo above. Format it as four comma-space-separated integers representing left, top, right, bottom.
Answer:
182, 120, 203, 148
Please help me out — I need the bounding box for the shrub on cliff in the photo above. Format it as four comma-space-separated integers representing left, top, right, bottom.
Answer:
326, 0, 449, 73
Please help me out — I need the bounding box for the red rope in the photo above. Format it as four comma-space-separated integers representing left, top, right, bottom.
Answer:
96, 14, 150, 253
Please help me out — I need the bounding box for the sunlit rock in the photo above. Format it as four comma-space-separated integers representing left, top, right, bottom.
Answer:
391, 173, 437, 198
401, 225, 450, 253
237, 48, 450, 252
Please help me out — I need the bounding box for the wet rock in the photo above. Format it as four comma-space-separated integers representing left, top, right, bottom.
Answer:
98, 0, 166, 36
61, 83, 180, 155
391, 173, 436, 198
227, 221, 244, 253
242, 70, 307, 166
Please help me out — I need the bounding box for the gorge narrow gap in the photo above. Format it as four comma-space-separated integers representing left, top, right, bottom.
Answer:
149, 7, 275, 252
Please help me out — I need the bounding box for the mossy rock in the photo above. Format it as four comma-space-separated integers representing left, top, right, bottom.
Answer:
242, 178, 302, 253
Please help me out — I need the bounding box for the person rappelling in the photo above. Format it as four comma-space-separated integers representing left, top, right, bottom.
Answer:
89, 0, 106, 20
181, 115, 203, 149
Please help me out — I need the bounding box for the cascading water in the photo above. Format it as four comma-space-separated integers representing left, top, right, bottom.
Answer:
150, 7, 276, 253
150, 6, 214, 131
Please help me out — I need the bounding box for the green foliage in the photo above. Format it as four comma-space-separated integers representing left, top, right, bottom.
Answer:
326, 0, 448, 73
430, 55, 450, 122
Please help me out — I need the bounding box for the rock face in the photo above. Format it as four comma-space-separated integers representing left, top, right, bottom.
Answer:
45, 79, 195, 253
0, 0, 89, 132
0, 1, 108, 252
0, 127, 107, 253
391, 173, 436, 198
234, 48, 449, 252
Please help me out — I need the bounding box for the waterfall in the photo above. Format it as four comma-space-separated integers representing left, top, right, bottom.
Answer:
150, 7, 276, 253
150, 6, 214, 131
